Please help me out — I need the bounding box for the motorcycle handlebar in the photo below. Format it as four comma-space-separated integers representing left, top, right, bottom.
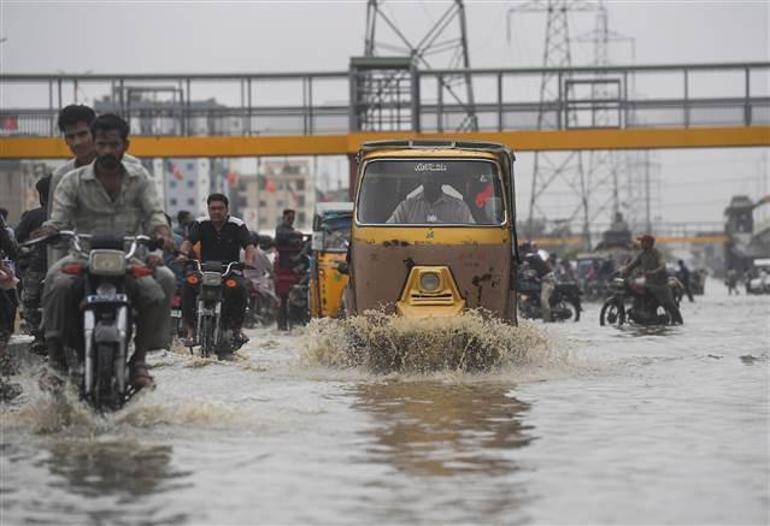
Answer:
22, 230, 157, 261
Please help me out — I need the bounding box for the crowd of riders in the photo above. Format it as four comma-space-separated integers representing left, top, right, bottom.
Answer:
0, 104, 309, 395
516, 233, 703, 324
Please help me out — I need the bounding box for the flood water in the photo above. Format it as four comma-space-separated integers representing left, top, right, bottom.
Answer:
1, 279, 768, 525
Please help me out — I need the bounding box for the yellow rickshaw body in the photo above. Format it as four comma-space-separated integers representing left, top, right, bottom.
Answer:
346, 140, 519, 322
309, 202, 353, 318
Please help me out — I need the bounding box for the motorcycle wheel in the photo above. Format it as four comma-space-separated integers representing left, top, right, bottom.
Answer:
571, 299, 581, 322
199, 316, 214, 358
599, 299, 625, 327
93, 343, 116, 411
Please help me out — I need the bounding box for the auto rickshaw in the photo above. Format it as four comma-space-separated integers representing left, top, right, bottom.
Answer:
309, 202, 353, 318
343, 140, 519, 321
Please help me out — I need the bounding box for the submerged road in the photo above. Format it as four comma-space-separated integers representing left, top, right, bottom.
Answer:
1, 279, 768, 525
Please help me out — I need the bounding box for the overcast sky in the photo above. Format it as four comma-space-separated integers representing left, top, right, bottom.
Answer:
1, 0, 768, 228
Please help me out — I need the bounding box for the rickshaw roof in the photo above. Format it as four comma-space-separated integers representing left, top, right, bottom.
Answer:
315, 202, 353, 215
359, 139, 515, 161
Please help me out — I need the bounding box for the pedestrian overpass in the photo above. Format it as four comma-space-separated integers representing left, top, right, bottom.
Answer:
1, 61, 769, 158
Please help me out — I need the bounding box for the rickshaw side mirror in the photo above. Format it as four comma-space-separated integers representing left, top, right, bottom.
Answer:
335, 261, 350, 275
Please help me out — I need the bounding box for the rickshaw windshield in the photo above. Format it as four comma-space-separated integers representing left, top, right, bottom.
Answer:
320, 213, 352, 250
357, 159, 506, 226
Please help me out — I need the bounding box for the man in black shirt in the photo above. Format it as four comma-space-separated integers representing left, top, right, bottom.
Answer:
178, 194, 257, 346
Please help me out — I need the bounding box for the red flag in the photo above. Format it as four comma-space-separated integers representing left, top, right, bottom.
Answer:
475, 183, 494, 208
265, 177, 276, 193
169, 162, 184, 181
2, 116, 18, 131
226, 170, 238, 186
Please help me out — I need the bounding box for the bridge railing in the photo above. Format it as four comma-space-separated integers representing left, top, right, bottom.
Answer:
1, 62, 767, 137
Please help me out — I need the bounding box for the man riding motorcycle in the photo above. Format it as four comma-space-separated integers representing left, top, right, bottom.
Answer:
177, 194, 257, 348
619, 234, 683, 324
39, 113, 175, 389
520, 242, 555, 322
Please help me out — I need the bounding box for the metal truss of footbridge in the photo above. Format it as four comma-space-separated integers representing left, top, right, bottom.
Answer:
1, 61, 769, 159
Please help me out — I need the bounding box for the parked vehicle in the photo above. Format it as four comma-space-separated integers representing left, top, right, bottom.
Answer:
243, 271, 279, 328
517, 268, 582, 321
746, 258, 770, 294
309, 202, 353, 318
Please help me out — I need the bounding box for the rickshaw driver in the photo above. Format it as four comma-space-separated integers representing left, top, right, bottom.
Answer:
386, 173, 475, 225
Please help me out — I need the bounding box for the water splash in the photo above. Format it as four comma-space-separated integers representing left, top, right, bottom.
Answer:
302, 310, 558, 374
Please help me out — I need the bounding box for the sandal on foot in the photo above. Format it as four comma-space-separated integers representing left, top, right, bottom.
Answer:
129, 362, 155, 389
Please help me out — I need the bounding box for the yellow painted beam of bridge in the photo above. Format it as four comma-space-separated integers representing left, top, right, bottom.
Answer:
531, 234, 728, 247
1, 126, 768, 159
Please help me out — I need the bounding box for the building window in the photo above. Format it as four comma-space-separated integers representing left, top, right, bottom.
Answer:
277, 200, 284, 207
298, 212, 306, 225
187, 180, 195, 188
259, 200, 266, 207
169, 180, 177, 189
187, 162, 195, 171
169, 198, 177, 206
296, 180, 305, 191
187, 198, 195, 206
297, 195, 305, 207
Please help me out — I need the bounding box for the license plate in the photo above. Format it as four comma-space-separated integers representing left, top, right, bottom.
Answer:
171, 310, 182, 318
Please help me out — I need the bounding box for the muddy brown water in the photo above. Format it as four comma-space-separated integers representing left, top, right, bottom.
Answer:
1, 279, 767, 525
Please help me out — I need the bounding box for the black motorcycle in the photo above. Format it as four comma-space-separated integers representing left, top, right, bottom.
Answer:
286, 241, 311, 329
599, 276, 680, 327
186, 260, 245, 359
517, 270, 582, 322
25, 231, 159, 411
243, 272, 279, 328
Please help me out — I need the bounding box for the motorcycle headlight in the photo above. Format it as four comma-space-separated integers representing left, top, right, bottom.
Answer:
89, 250, 126, 276
419, 271, 441, 292
202, 272, 222, 286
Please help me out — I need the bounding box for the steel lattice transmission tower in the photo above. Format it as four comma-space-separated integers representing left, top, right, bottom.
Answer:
361, 0, 478, 132
575, 3, 636, 233
508, 0, 598, 247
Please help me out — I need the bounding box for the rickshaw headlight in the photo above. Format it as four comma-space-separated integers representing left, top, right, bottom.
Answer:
419, 271, 441, 292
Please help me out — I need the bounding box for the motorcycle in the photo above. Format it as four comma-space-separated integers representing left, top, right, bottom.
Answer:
275, 235, 311, 330
24, 231, 159, 411
517, 269, 582, 322
600, 275, 680, 327
185, 260, 245, 359
243, 271, 279, 328
169, 284, 185, 341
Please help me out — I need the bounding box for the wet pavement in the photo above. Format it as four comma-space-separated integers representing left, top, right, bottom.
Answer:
1, 279, 768, 525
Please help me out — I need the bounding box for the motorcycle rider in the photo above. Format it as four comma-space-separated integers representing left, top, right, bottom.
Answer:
521, 242, 555, 322
177, 194, 257, 348
274, 209, 306, 330
0, 214, 17, 362
39, 113, 175, 388
677, 260, 695, 303
48, 105, 145, 267
15, 175, 52, 353
620, 234, 683, 324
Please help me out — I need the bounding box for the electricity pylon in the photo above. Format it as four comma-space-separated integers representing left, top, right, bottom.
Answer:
362, 0, 478, 132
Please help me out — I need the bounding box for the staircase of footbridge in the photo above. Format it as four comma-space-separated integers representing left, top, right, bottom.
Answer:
1, 61, 769, 159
